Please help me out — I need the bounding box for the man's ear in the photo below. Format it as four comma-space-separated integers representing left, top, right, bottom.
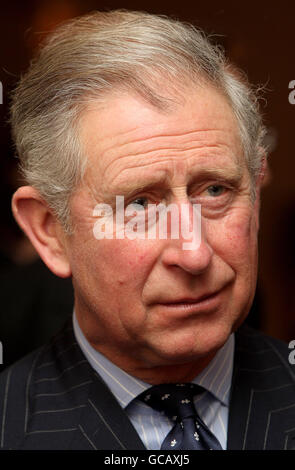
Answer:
11, 186, 72, 278
253, 155, 268, 229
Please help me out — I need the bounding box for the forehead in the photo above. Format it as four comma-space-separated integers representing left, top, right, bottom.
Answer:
78, 85, 244, 192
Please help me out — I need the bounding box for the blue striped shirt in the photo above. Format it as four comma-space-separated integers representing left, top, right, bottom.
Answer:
73, 312, 234, 449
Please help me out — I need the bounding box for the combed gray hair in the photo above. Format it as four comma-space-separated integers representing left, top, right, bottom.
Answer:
10, 9, 267, 232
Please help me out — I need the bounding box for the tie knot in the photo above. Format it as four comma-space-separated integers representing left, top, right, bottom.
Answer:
138, 383, 203, 421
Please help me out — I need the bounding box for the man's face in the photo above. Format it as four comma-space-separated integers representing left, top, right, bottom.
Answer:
66, 85, 261, 378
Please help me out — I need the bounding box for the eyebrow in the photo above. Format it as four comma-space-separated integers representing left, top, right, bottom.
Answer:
187, 167, 244, 185
108, 177, 169, 200
105, 164, 244, 202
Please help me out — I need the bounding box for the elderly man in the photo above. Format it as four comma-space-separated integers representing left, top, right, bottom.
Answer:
0, 10, 294, 451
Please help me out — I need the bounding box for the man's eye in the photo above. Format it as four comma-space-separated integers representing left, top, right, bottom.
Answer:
129, 197, 149, 209
206, 185, 226, 197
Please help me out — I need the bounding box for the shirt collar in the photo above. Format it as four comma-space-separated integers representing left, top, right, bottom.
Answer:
73, 311, 234, 408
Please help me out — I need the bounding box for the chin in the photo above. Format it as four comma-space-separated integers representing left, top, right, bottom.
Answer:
147, 322, 232, 366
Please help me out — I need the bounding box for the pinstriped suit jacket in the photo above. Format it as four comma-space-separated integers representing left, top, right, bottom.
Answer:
1, 321, 295, 450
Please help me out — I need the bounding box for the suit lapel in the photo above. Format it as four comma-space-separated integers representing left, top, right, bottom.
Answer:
227, 325, 295, 450
59, 323, 146, 450
71, 371, 146, 450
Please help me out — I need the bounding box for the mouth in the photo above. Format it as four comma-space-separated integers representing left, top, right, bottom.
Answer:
152, 293, 221, 317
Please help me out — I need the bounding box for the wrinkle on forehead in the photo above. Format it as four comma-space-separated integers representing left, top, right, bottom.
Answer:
91, 130, 241, 190
78, 86, 244, 197
100, 129, 236, 172
101, 138, 242, 197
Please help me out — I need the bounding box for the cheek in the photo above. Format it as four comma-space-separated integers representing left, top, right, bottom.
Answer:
87, 238, 158, 289
208, 209, 258, 264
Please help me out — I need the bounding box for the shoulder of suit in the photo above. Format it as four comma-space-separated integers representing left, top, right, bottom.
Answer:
0, 321, 94, 449
0, 345, 47, 449
234, 323, 295, 383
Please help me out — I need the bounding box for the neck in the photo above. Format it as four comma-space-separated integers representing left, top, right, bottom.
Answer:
88, 341, 217, 384
74, 309, 217, 384
125, 352, 217, 384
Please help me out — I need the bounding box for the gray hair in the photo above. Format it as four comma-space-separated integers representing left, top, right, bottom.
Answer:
10, 9, 267, 232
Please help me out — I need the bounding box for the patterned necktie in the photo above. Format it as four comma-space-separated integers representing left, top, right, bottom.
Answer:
138, 383, 223, 450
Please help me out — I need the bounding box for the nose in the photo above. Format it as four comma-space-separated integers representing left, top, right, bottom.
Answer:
160, 202, 213, 275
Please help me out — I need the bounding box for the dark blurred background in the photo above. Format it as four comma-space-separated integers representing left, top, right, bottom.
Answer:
0, 0, 294, 369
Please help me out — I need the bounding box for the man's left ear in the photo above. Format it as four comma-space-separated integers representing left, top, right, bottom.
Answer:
254, 155, 268, 229
11, 186, 72, 278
